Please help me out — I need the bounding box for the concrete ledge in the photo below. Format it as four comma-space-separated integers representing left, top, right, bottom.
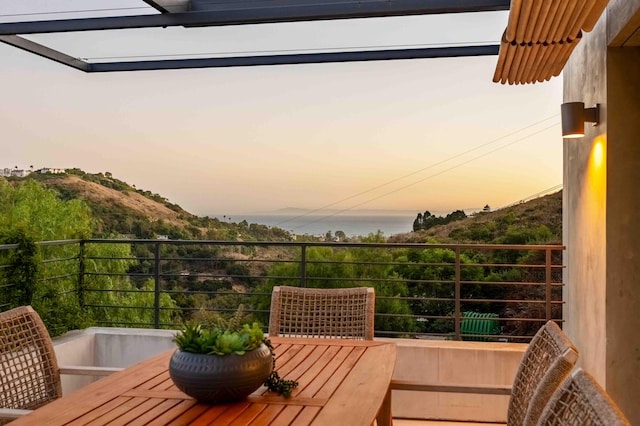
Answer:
379, 338, 526, 422
53, 327, 177, 395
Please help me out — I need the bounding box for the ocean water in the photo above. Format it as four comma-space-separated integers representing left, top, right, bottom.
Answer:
229, 214, 414, 237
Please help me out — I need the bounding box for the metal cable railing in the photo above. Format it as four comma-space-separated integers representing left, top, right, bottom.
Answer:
0, 239, 564, 342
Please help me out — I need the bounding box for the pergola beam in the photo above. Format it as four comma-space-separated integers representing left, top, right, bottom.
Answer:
88, 45, 499, 72
0, 35, 90, 71
0, 0, 510, 35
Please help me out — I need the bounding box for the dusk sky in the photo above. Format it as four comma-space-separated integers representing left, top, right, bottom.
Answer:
1, 2, 563, 216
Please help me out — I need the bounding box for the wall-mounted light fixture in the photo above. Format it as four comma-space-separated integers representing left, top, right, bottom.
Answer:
561, 102, 600, 138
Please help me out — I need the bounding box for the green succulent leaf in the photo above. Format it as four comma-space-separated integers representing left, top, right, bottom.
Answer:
173, 307, 265, 355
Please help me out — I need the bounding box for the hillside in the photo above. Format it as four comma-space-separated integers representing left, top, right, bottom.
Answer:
389, 190, 562, 244
45, 175, 189, 228
28, 169, 292, 242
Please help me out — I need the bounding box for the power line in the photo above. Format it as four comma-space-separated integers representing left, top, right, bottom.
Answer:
498, 184, 563, 209
275, 115, 559, 229
288, 122, 559, 232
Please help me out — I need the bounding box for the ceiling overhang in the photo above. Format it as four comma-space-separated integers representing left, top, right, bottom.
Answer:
493, 0, 610, 84
0, 0, 508, 73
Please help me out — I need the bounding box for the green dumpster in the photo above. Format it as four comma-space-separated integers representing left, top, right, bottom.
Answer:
461, 312, 500, 341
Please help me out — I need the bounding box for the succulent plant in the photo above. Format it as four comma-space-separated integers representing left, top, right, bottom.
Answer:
173, 306, 298, 397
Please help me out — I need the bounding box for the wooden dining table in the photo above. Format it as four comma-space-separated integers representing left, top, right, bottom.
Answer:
11, 337, 396, 426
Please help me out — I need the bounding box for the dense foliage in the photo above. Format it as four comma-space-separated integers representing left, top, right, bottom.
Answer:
0, 179, 175, 335
413, 210, 467, 231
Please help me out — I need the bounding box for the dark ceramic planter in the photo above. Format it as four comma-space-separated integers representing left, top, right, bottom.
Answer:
169, 344, 273, 404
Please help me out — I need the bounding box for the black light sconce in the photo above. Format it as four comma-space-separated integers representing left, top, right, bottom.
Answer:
561, 102, 600, 138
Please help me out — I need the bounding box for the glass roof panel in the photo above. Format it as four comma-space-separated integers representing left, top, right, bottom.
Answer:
15, 11, 507, 63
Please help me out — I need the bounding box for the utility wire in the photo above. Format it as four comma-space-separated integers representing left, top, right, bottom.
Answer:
498, 184, 563, 209
275, 115, 559, 229
288, 122, 559, 232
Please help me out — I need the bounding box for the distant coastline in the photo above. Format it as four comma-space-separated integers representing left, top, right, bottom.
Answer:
220, 214, 414, 237
247, 208, 419, 217
211, 208, 482, 237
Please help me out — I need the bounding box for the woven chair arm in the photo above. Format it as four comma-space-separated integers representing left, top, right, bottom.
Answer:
59, 365, 124, 376
391, 379, 512, 395
0, 408, 33, 420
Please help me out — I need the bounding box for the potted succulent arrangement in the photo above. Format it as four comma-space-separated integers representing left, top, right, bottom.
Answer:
169, 307, 297, 403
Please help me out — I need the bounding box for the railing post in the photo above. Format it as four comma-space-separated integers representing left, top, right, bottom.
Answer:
300, 245, 307, 288
154, 242, 161, 329
545, 248, 552, 322
78, 240, 85, 308
454, 247, 461, 340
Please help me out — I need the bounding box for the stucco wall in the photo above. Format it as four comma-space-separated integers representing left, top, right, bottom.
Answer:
563, 1, 640, 422
563, 9, 608, 386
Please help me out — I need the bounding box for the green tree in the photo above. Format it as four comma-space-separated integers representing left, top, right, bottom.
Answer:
254, 241, 416, 335
0, 179, 177, 335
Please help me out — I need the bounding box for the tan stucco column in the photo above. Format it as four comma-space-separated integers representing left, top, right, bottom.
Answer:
563, 1, 640, 423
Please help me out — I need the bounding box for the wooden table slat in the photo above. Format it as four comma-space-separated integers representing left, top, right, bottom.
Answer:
123, 390, 192, 400
153, 401, 205, 426
291, 406, 322, 425
188, 403, 243, 426
313, 346, 366, 400
311, 344, 396, 426
85, 397, 151, 426
245, 404, 288, 426
268, 405, 305, 426
108, 398, 181, 426
246, 396, 327, 407
66, 397, 135, 426
196, 401, 251, 425
228, 403, 269, 426
284, 345, 331, 383
295, 345, 345, 398
138, 370, 172, 391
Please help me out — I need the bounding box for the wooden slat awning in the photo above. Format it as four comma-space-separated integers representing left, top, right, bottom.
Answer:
493, 0, 610, 84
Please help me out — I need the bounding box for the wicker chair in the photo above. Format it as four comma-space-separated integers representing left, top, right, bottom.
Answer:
507, 320, 579, 426
268, 286, 375, 340
536, 368, 631, 425
0, 306, 121, 424
391, 320, 578, 426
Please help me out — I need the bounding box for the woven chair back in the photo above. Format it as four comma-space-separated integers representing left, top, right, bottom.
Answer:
268, 286, 375, 340
536, 368, 631, 425
0, 306, 62, 416
508, 320, 578, 426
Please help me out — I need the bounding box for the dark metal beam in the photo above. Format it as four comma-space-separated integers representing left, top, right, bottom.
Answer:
0, 0, 510, 35
88, 45, 499, 72
0, 35, 89, 71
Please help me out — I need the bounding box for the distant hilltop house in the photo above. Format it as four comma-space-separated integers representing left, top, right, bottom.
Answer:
0, 166, 65, 178
483, 205, 491, 213
1, 168, 31, 177
40, 167, 66, 174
